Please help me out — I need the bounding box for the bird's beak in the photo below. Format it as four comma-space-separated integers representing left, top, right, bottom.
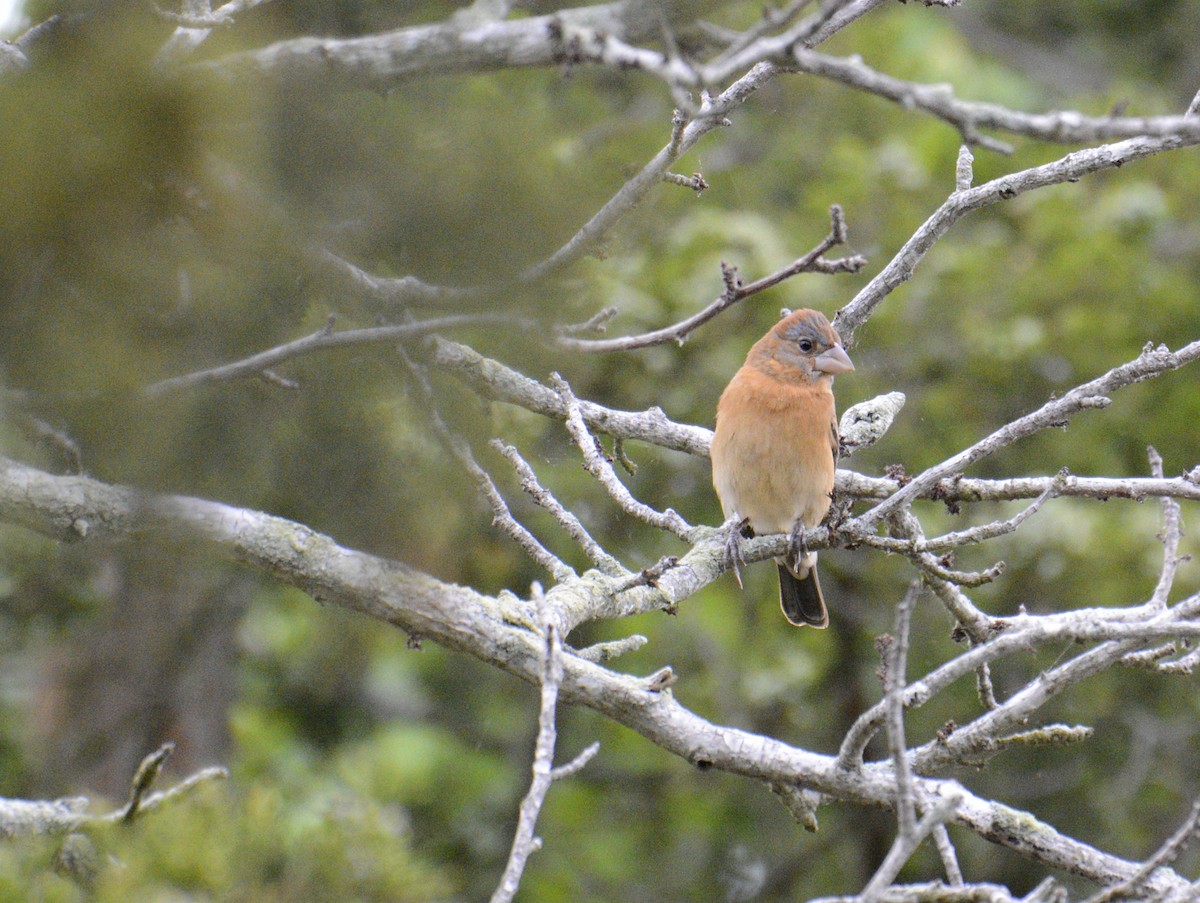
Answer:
814, 343, 855, 374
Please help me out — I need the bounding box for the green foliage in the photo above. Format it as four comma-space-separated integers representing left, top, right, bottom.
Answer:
88, 780, 450, 901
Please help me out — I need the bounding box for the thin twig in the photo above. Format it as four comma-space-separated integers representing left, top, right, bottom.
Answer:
0, 756, 227, 838
838, 591, 1200, 772
491, 439, 627, 577
860, 788, 964, 902
836, 137, 1200, 345
1148, 445, 1184, 611
558, 205, 865, 353
102, 766, 229, 824
143, 315, 521, 398
1083, 797, 1200, 903
883, 582, 922, 839
120, 742, 175, 823
706, 0, 815, 69
788, 49, 1200, 151
661, 170, 710, 193
551, 373, 693, 540
887, 510, 997, 639
491, 606, 598, 903
933, 823, 964, 886
844, 485, 1054, 556
523, 62, 781, 283
397, 351, 575, 582
573, 634, 648, 663
855, 341, 1200, 528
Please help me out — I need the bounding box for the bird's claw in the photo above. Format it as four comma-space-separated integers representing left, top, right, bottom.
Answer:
721, 515, 751, 588
788, 520, 810, 573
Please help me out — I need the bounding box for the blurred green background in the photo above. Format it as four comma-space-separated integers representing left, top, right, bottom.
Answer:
1, 0, 1199, 899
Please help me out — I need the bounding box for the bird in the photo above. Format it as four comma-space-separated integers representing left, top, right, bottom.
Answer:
711, 308, 854, 628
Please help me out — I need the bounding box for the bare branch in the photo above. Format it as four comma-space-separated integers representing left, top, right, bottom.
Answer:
491, 439, 627, 577
914, 637, 1159, 775
100, 766, 229, 824
836, 137, 1200, 344
1148, 445, 1184, 611
918, 487, 1054, 551
143, 315, 520, 398
883, 582, 922, 839
707, 0, 890, 81
0, 456, 1194, 893
845, 486, 1054, 560
886, 511, 997, 637
855, 341, 1200, 528
841, 469, 1200, 505
932, 823, 964, 887
190, 2, 684, 88
0, 750, 227, 838
398, 350, 576, 583
551, 373, 693, 540
789, 48, 1200, 150
1083, 797, 1200, 903
839, 593, 1200, 774
428, 338, 713, 457
550, 741, 600, 781
860, 787, 965, 902
704, 0, 815, 69
661, 170, 710, 193
558, 205, 865, 353
816, 882, 1020, 903
492, 613, 593, 903
572, 634, 648, 663
1187, 86, 1200, 117
1155, 645, 1200, 676
522, 63, 782, 284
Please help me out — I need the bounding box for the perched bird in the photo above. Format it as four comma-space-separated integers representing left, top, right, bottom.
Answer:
711, 309, 854, 627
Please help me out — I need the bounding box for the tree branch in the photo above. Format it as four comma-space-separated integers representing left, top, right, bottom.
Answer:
855, 340, 1200, 528
556, 205, 865, 353
835, 135, 1200, 345
491, 605, 599, 903
0, 455, 1193, 894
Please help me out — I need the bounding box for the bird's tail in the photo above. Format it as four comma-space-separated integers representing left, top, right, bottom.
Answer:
777, 562, 829, 628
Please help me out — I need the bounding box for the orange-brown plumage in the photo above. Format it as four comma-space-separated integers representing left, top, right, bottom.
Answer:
711, 309, 853, 627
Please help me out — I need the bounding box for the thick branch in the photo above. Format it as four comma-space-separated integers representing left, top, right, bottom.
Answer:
789, 48, 1200, 149
190, 2, 698, 89
425, 338, 713, 457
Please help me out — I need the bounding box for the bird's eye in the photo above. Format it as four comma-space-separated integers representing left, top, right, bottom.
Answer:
798, 339, 814, 352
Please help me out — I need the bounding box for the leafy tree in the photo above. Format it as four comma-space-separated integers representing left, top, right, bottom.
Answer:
1, 1, 1199, 900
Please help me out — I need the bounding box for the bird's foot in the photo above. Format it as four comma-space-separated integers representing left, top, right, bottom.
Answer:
788, 520, 810, 574
721, 514, 753, 589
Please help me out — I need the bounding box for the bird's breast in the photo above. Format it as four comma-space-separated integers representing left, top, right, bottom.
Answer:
711, 369, 836, 535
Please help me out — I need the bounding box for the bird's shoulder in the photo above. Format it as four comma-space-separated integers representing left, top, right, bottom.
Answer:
718, 360, 833, 416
